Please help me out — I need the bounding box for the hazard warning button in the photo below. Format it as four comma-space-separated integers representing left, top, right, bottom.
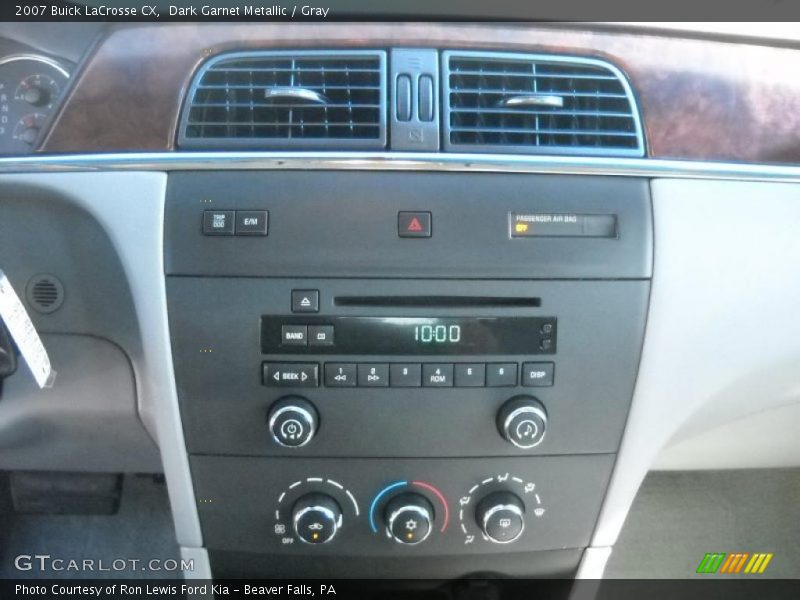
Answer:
398, 212, 432, 238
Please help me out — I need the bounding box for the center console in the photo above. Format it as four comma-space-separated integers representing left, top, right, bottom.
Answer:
164, 171, 651, 578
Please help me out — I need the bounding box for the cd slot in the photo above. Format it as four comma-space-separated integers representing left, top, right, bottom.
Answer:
334, 296, 541, 308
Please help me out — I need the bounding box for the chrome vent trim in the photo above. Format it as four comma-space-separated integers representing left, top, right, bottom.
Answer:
179, 50, 387, 149
443, 51, 645, 157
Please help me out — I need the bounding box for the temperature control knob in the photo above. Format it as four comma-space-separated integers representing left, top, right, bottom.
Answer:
384, 493, 435, 545
267, 396, 318, 447
292, 493, 342, 544
475, 491, 525, 544
497, 396, 547, 449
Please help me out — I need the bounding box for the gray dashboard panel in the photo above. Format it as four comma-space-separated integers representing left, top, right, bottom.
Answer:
592, 178, 800, 549
0, 172, 202, 550
0, 334, 161, 473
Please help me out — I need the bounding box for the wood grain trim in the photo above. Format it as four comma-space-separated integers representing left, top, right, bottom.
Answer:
42, 23, 800, 164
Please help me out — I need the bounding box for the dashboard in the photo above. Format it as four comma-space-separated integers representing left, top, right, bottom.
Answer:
0, 21, 798, 585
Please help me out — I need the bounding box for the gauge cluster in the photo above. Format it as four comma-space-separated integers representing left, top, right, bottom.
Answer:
0, 54, 69, 154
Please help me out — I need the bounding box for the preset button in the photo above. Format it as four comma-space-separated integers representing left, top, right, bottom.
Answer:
390, 364, 422, 387
325, 363, 357, 387
357, 363, 389, 387
422, 363, 454, 387
486, 363, 518, 387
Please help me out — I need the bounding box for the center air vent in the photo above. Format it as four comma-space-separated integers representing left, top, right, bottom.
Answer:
179, 50, 387, 149
443, 51, 644, 156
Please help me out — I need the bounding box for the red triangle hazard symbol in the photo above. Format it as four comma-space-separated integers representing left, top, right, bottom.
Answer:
407, 217, 423, 232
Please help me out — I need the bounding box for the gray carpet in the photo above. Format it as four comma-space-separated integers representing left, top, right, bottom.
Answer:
0, 474, 180, 579
606, 468, 800, 578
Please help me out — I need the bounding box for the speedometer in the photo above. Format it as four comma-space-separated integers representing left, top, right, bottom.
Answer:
0, 55, 69, 154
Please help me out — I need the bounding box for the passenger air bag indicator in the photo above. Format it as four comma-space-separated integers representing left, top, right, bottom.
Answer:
510, 213, 617, 238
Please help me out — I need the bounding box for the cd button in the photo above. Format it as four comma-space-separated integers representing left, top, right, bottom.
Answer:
308, 325, 334, 346
357, 363, 389, 387
324, 363, 357, 387
390, 364, 422, 387
422, 363, 454, 387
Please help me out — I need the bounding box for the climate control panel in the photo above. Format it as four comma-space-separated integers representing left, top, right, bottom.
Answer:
191, 455, 613, 560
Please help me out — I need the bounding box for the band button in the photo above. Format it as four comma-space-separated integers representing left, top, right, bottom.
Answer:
281, 325, 308, 346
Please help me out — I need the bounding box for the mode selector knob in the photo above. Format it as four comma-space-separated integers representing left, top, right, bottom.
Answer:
475, 491, 525, 544
292, 493, 342, 544
384, 493, 435, 545
497, 395, 547, 449
267, 396, 318, 447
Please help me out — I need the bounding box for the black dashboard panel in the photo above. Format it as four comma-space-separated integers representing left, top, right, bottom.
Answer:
164, 171, 651, 578
164, 172, 652, 280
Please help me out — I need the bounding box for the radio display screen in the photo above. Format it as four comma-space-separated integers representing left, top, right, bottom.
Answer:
261, 316, 556, 355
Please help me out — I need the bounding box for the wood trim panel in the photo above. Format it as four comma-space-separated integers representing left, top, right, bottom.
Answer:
42, 23, 800, 164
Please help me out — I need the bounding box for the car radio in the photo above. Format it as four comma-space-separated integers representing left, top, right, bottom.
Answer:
164, 170, 652, 577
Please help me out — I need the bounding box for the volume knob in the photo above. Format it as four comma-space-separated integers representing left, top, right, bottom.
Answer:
267, 396, 318, 447
497, 395, 547, 449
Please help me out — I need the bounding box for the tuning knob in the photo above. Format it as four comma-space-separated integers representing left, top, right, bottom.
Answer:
383, 493, 435, 545
475, 491, 525, 544
497, 395, 547, 449
292, 493, 342, 544
267, 396, 318, 447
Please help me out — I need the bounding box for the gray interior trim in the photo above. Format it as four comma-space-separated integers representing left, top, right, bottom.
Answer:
0, 172, 202, 548
0, 334, 161, 473
4, 152, 800, 183
592, 178, 800, 548
654, 401, 800, 471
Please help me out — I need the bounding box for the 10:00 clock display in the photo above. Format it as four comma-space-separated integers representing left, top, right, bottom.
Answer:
414, 324, 461, 344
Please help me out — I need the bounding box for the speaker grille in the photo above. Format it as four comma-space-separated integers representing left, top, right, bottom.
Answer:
26, 274, 64, 314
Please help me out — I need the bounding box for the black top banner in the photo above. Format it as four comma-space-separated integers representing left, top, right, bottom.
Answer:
3, 0, 800, 22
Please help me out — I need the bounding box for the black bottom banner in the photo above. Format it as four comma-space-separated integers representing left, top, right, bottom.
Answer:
3, 579, 800, 600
